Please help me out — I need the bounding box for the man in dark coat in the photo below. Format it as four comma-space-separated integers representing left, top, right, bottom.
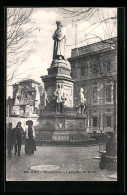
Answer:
7, 123, 13, 159
13, 122, 24, 156
99, 132, 117, 169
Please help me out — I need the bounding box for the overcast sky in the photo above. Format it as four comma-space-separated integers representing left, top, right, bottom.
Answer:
7, 7, 117, 98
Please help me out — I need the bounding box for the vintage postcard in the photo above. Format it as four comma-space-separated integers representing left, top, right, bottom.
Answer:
6, 7, 118, 183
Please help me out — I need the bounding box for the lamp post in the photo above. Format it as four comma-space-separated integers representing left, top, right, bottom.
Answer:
86, 100, 92, 133
99, 98, 104, 134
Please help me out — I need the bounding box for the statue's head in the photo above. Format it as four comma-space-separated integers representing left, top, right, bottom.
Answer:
80, 88, 84, 93
61, 84, 64, 88
56, 21, 63, 29
17, 122, 21, 127
57, 84, 60, 88
8, 122, 12, 128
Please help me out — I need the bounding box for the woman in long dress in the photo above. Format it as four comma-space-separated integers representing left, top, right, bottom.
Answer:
25, 120, 36, 155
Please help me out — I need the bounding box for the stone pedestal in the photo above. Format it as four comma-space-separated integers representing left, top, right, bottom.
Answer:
35, 111, 87, 142
37, 59, 88, 143
41, 59, 75, 108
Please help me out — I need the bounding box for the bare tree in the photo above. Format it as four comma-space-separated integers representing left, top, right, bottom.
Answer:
59, 8, 117, 45
7, 8, 38, 84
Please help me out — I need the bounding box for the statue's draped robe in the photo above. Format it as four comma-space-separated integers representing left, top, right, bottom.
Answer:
53, 27, 66, 59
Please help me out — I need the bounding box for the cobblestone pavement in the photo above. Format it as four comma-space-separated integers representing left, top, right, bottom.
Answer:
6, 145, 117, 181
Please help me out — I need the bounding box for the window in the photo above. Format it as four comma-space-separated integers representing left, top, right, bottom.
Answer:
106, 61, 111, 72
93, 116, 97, 127
107, 116, 111, 127
81, 67, 84, 76
71, 68, 76, 78
93, 63, 98, 74
84, 65, 88, 76
106, 85, 111, 102
93, 86, 98, 103
80, 65, 88, 77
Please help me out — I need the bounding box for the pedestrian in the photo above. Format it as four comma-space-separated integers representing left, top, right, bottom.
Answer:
7, 123, 13, 159
25, 120, 36, 155
99, 132, 117, 169
14, 122, 24, 156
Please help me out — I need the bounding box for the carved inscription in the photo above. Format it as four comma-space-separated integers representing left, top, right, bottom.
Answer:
43, 120, 54, 127
66, 120, 76, 130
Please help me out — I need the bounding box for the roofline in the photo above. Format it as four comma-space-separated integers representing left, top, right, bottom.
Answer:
71, 37, 117, 51
68, 46, 117, 61
13, 79, 41, 86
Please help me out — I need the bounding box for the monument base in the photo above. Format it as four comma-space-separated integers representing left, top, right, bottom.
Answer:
34, 111, 90, 143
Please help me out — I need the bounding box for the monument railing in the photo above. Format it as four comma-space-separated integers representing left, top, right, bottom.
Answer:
35, 130, 90, 144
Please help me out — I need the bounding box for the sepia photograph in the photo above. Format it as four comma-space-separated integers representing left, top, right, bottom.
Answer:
6, 7, 117, 182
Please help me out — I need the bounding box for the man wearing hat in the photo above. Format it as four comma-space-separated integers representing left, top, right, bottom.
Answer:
7, 123, 13, 159
14, 122, 24, 156
52, 21, 66, 60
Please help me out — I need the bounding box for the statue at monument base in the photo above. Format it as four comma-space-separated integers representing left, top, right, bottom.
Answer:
77, 88, 87, 115
53, 83, 67, 113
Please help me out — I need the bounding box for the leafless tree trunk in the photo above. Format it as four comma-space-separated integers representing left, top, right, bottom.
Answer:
7, 8, 38, 84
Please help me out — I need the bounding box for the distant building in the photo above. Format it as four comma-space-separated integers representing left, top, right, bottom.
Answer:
68, 37, 117, 133
12, 79, 41, 116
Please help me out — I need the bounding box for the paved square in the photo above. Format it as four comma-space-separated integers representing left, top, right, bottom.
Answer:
6, 145, 117, 181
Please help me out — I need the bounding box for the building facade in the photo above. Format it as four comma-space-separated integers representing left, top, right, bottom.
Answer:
12, 79, 41, 116
68, 37, 117, 133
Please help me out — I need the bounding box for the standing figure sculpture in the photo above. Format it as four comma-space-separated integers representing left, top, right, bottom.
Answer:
35, 86, 40, 109
54, 84, 66, 113
14, 86, 22, 106
79, 88, 87, 115
52, 21, 66, 60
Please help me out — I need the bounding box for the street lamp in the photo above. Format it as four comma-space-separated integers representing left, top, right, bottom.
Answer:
99, 98, 104, 134
86, 100, 92, 134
